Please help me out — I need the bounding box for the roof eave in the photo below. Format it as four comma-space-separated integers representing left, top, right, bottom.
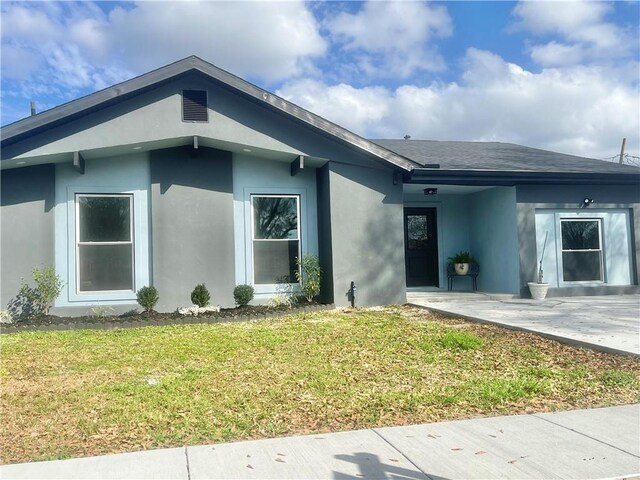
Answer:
1, 56, 416, 172
408, 169, 640, 186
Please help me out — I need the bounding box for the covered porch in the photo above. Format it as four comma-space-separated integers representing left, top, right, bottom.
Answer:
402, 184, 521, 296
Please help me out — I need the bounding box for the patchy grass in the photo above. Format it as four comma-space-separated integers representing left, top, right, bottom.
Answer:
1, 305, 638, 464
437, 330, 484, 350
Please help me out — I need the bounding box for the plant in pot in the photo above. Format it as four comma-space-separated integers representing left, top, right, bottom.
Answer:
528, 232, 550, 300
448, 251, 475, 276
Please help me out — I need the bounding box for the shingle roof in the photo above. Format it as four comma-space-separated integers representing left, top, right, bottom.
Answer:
373, 139, 640, 175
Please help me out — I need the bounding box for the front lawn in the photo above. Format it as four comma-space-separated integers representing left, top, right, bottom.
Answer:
1, 306, 638, 464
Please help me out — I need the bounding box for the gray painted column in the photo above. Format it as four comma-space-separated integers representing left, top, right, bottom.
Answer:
316, 164, 335, 304
327, 162, 406, 307
1, 164, 56, 309
150, 147, 235, 311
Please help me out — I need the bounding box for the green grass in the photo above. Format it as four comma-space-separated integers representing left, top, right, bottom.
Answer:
1, 306, 638, 464
437, 330, 484, 350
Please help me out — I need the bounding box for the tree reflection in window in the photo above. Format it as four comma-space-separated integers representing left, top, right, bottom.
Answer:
253, 197, 298, 240
79, 196, 131, 242
561, 221, 600, 250
407, 215, 428, 250
252, 196, 300, 284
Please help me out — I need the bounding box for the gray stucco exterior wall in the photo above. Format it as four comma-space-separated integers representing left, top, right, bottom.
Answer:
150, 146, 235, 311
1, 164, 55, 308
516, 184, 640, 297
469, 187, 520, 294
326, 162, 406, 307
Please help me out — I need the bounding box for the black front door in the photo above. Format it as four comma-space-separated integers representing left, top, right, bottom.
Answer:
404, 208, 439, 287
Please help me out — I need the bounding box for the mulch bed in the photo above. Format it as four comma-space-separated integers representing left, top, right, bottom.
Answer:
0, 302, 334, 334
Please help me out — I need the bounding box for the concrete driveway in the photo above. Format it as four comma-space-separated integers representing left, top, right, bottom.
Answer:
408, 293, 640, 356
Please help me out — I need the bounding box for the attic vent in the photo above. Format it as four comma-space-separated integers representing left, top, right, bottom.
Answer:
182, 90, 208, 122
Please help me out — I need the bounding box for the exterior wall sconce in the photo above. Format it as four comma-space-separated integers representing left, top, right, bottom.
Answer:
424, 188, 438, 195
582, 197, 594, 208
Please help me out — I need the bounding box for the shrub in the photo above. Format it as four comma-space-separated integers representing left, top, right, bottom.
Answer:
0, 310, 13, 324
7, 265, 64, 322
191, 284, 211, 307
136, 286, 159, 312
234, 284, 254, 307
7, 283, 41, 322
295, 254, 321, 302
32, 265, 64, 315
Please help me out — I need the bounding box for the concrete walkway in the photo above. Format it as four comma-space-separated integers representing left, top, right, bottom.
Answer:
408, 293, 640, 356
2, 405, 638, 479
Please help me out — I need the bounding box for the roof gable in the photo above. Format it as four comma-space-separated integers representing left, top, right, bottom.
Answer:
1, 56, 416, 171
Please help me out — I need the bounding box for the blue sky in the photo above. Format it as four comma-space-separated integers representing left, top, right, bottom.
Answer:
1, 1, 639, 159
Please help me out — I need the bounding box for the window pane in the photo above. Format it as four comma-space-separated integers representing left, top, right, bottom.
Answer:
562, 251, 602, 282
407, 215, 428, 250
253, 197, 298, 239
79, 196, 131, 242
79, 244, 133, 291
561, 221, 599, 250
254, 240, 299, 284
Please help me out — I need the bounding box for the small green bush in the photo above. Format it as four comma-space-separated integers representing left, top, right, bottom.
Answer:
233, 284, 254, 307
32, 266, 64, 315
295, 254, 321, 302
191, 284, 211, 307
136, 286, 159, 312
7, 265, 64, 322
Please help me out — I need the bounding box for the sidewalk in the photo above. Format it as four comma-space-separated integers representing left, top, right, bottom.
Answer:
2, 404, 638, 479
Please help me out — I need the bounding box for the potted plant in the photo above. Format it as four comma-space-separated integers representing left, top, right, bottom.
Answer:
528, 232, 550, 300
448, 251, 475, 275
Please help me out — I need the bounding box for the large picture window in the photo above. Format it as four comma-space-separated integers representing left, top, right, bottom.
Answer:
251, 195, 300, 284
560, 219, 603, 282
76, 194, 134, 292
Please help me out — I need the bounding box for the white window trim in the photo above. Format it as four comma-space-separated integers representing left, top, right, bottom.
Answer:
66, 186, 149, 304
243, 187, 308, 295
250, 194, 301, 287
75, 193, 135, 295
556, 216, 605, 286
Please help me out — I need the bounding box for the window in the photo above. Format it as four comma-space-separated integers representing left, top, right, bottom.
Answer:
560, 219, 603, 282
251, 195, 300, 284
407, 215, 428, 250
182, 90, 208, 122
76, 194, 134, 292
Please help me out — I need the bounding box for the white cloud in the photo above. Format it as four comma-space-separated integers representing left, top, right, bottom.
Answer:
529, 42, 585, 66
513, 1, 634, 66
1, 0, 326, 94
278, 48, 640, 159
276, 79, 391, 134
105, 1, 326, 82
0, 4, 61, 42
326, 1, 452, 77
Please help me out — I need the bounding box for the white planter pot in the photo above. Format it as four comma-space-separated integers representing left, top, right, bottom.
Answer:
455, 263, 469, 275
528, 282, 549, 300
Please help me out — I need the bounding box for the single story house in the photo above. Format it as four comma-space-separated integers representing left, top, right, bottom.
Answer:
1, 56, 639, 315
